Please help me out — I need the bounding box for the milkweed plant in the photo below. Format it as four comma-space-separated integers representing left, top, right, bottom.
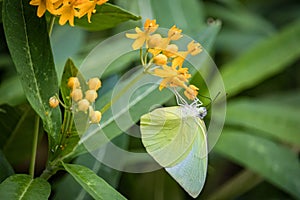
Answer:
0, 0, 225, 199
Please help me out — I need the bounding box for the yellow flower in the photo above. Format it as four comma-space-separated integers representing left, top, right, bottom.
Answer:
76, 0, 96, 23
171, 41, 202, 68
76, 0, 108, 23
171, 51, 189, 69
126, 19, 159, 50
168, 25, 182, 41
177, 67, 191, 80
187, 40, 202, 56
184, 85, 199, 100
53, 0, 80, 26
153, 65, 190, 90
143, 19, 159, 33
29, 0, 57, 17
30, 0, 108, 25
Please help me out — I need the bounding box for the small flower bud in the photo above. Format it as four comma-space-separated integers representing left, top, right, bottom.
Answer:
77, 99, 90, 112
67, 77, 80, 89
88, 77, 101, 90
49, 96, 59, 108
71, 88, 83, 102
163, 44, 178, 58
148, 34, 162, 48
90, 110, 102, 123
153, 54, 168, 66
85, 90, 98, 102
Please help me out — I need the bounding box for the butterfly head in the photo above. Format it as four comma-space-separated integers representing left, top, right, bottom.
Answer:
197, 106, 207, 119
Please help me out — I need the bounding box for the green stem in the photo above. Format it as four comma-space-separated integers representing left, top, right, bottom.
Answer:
140, 48, 145, 66
39, 165, 60, 180
48, 15, 56, 37
29, 115, 40, 178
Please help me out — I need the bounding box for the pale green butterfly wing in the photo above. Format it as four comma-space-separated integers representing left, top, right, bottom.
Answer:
140, 106, 198, 167
165, 117, 207, 198
140, 106, 207, 198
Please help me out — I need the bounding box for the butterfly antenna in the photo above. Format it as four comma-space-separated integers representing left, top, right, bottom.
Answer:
205, 92, 221, 109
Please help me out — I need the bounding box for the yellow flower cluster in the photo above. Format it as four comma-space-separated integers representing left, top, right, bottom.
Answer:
67, 77, 102, 123
29, 0, 108, 26
126, 19, 202, 100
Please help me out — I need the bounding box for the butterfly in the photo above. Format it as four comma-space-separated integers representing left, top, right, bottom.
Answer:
140, 89, 208, 198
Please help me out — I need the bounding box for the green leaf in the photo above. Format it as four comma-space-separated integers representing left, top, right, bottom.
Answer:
62, 163, 127, 200
220, 20, 300, 96
1, 105, 42, 165
3, 0, 62, 151
260, 89, 300, 107
206, 170, 263, 200
0, 104, 21, 148
226, 98, 300, 147
214, 130, 300, 199
0, 174, 50, 200
0, 76, 26, 106
54, 134, 128, 200
205, 2, 275, 35
0, 1, 2, 23
75, 3, 141, 31
151, 0, 206, 35
0, 150, 14, 183
216, 29, 267, 55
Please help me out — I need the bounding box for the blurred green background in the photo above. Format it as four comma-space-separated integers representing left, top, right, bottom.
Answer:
1, 0, 300, 199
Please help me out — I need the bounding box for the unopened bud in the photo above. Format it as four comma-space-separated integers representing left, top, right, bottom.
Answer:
90, 110, 102, 123
67, 77, 80, 89
77, 99, 90, 112
49, 96, 59, 108
70, 88, 83, 102
153, 54, 168, 66
85, 90, 98, 102
88, 77, 101, 90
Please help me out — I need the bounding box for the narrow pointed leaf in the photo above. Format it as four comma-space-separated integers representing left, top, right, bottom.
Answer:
226, 98, 300, 147
215, 130, 300, 199
3, 0, 62, 150
74, 3, 141, 31
0, 150, 14, 182
220, 20, 300, 96
62, 163, 126, 200
1, 105, 42, 165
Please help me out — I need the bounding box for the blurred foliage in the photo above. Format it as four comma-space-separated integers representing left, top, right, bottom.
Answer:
0, 0, 300, 199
